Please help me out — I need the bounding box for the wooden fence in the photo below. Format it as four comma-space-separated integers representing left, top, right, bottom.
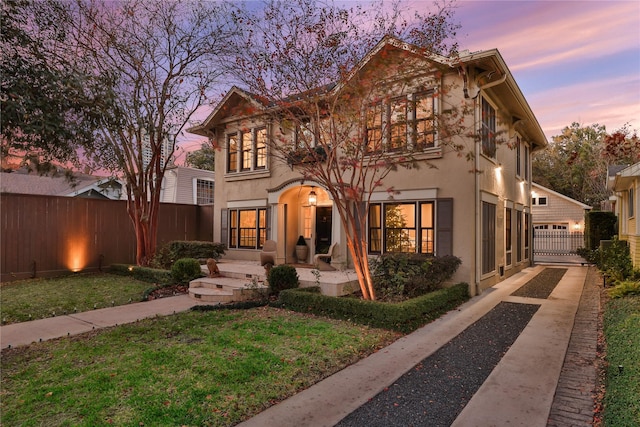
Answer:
1, 193, 213, 282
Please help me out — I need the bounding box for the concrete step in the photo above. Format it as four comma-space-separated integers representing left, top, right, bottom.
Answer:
189, 275, 268, 304
188, 287, 234, 303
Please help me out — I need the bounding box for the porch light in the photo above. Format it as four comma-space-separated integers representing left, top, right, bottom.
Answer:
308, 187, 317, 206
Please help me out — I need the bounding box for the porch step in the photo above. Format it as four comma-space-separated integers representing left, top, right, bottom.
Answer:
189, 276, 268, 304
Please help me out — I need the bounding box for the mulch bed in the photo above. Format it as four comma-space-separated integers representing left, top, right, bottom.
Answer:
146, 284, 188, 300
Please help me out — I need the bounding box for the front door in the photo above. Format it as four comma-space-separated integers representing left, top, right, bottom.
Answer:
315, 206, 332, 254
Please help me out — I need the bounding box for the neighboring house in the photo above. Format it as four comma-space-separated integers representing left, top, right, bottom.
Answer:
160, 165, 215, 205
189, 36, 547, 295
531, 183, 591, 255
610, 162, 640, 267
0, 169, 125, 200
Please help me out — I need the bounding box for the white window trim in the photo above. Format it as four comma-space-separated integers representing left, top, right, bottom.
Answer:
193, 177, 214, 205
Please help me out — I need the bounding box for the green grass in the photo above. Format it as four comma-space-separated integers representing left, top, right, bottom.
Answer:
0, 273, 151, 324
0, 307, 400, 426
603, 295, 640, 426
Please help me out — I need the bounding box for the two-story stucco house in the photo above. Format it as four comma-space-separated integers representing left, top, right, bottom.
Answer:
611, 162, 640, 267
189, 36, 547, 295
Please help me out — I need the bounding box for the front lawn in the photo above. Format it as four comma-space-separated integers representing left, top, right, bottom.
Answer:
0, 307, 399, 426
0, 273, 151, 324
603, 295, 640, 426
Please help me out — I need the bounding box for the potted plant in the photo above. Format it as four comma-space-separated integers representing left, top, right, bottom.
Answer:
295, 235, 308, 263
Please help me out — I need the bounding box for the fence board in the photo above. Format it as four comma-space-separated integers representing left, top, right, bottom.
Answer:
1, 194, 213, 282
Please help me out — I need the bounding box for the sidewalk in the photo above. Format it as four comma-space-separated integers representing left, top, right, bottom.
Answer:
0, 265, 599, 426
0, 294, 204, 349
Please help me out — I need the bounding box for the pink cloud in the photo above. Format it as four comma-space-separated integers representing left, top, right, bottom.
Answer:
529, 73, 640, 138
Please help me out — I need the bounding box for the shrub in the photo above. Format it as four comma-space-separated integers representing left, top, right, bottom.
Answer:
371, 253, 462, 300
576, 247, 599, 264
267, 265, 299, 296
279, 283, 469, 333
608, 280, 640, 298
599, 238, 633, 281
153, 241, 226, 269
171, 258, 204, 284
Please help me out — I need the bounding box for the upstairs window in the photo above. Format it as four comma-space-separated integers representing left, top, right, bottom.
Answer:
366, 91, 436, 153
481, 97, 496, 158
227, 127, 268, 173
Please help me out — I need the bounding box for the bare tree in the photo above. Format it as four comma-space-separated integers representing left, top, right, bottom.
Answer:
227, 0, 461, 299
56, 0, 233, 265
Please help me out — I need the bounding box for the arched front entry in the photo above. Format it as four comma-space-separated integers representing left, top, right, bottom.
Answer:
267, 181, 336, 265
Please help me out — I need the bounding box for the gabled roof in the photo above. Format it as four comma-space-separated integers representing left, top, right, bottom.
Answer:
0, 170, 124, 199
611, 162, 640, 190
189, 35, 547, 150
532, 183, 592, 210
188, 86, 269, 136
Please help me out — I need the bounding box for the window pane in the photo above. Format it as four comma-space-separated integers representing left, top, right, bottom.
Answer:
421, 203, 433, 227
481, 98, 496, 158
414, 93, 434, 149
384, 204, 416, 252
239, 210, 257, 248
258, 209, 266, 248
421, 229, 433, 254
241, 132, 252, 170
419, 202, 434, 254
297, 121, 314, 148
368, 204, 381, 252
389, 97, 407, 150
229, 210, 238, 248
228, 134, 238, 173
255, 128, 267, 169
366, 103, 383, 152
482, 202, 496, 274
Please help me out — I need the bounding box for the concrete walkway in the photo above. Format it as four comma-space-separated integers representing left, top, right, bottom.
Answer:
0, 265, 599, 426
238, 265, 595, 427
0, 294, 205, 349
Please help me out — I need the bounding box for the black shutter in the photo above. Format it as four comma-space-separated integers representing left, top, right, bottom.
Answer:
436, 198, 453, 256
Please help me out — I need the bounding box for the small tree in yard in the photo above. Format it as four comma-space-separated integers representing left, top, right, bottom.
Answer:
45, 0, 233, 265
227, 0, 463, 300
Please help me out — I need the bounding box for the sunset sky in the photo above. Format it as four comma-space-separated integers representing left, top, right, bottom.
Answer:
177, 0, 640, 159
454, 0, 640, 140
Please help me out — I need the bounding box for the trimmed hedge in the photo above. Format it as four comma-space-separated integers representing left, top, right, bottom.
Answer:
279, 283, 469, 333
585, 211, 617, 250
109, 264, 172, 285
153, 240, 226, 269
